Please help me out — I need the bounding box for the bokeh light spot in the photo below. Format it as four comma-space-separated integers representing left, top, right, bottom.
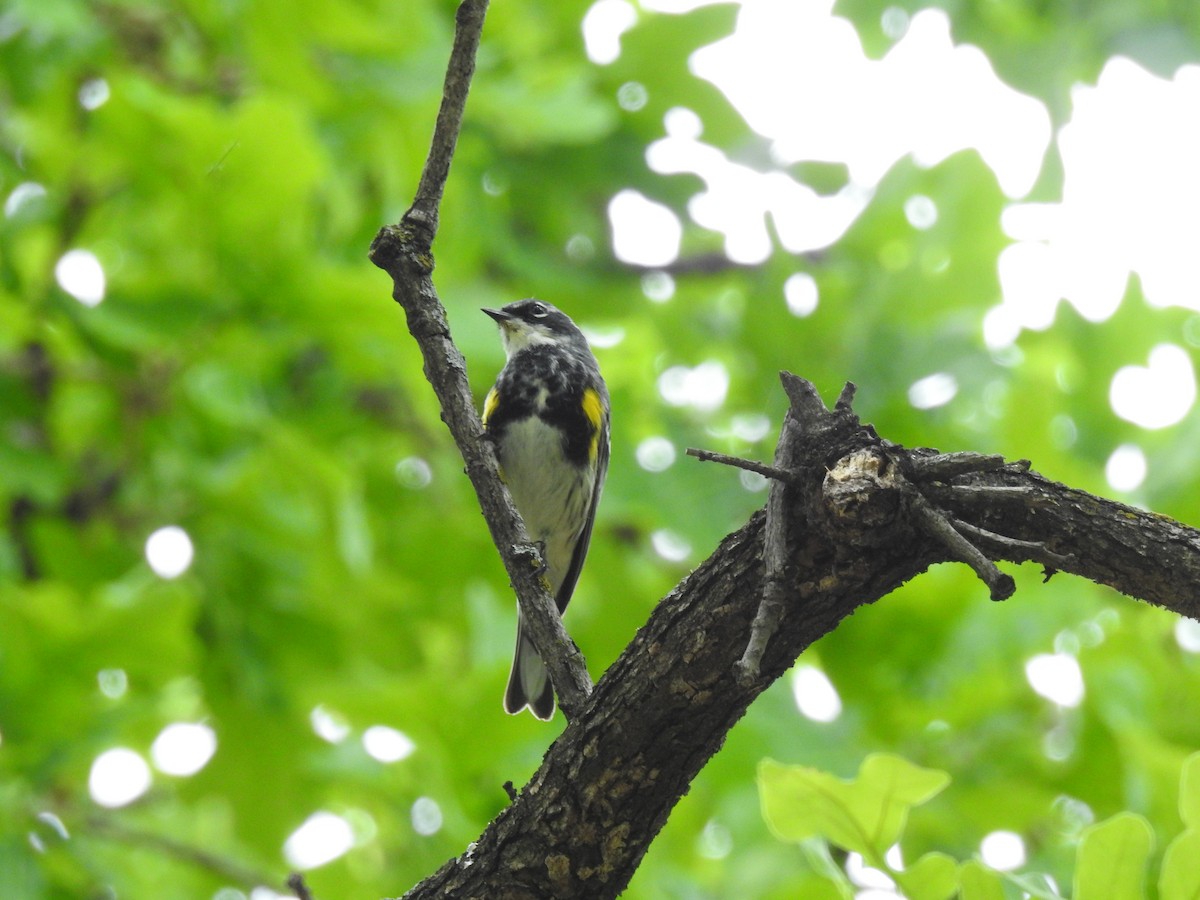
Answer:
582, 0, 637, 65
651, 529, 691, 562
362, 725, 416, 763
1110, 344, 1195, 429
411, 797, 444, 836
791, 665, 842, 722
1105, 444, 1146, 492
395, 457, 433, 490
79, 77, 111, 110
980, 830, 1026, 870
784, 272, 819, 317
151, 723, 217, 777
310, 706, 351, 744
904, 194, 938, 229
284, 812, 354, 869
98, 668, 128, 699
657, 361, 729, 412
908, 372, 958, 410
636, 436, 676, 472
55, 249, 106, 307
5, 181, 47, 218
89, 748, 152, 808
145, 526, 194, 579
1025, 653, 1084, 707
609, 190, 682, 267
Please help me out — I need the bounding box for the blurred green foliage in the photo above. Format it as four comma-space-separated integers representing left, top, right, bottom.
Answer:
2, 0, 1200, 897
758, 752, 1200, 899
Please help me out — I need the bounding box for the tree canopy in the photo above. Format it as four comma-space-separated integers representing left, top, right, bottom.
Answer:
3, 0, 1200, 897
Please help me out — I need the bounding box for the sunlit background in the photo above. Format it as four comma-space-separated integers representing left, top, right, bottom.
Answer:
596, 0, 1200, 502
6, 0, 1200, 895
67, 0, 1198, 861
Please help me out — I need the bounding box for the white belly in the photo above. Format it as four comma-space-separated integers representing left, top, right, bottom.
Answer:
498, 416, 594, 594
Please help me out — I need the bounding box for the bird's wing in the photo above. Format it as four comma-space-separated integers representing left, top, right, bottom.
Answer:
554, 410, 609, 613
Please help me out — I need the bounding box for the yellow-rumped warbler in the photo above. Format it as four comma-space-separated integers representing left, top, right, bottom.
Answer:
481, 300, 610, 720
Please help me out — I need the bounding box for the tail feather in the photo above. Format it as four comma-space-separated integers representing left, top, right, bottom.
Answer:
504, 623, 556, 720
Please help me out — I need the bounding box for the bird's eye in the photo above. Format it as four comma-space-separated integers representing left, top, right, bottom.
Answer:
528, 302, 548, 318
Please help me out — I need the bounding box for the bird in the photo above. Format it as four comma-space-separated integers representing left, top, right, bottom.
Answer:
481, 299, 610, 720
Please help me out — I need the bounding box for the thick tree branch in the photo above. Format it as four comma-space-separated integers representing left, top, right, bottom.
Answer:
923, 475, 1200, 619
398, 376, 1200, 898
368, 0, 591, 717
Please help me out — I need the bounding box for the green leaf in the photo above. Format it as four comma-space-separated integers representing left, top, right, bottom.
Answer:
1159, 829, 1200, 900
1178, 751, 1200, 828
895, 851, 958, 900
1160, 753, 1200, 900
759, 753, 951, 857
959, 861, 1006, 900
1074, 812, 1154, 900
799, 838, 856, 899
1007, 871, 1067, 900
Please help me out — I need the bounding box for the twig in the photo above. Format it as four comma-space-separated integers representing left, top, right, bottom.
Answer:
288, 873, 317, 900
85, 815, 276, 888
736, 374, 806, 684
906, 451, 1009, 480
206, 140, 239, 177
835, 381, 857, 410
685, 447, 798, 484
368, 0, 591, 718
908, 491, 1015, 601
950, 518, 1072, 569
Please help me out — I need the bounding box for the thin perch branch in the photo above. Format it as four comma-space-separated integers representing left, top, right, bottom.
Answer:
368, 0, 591, 717
406, 0, 490, 243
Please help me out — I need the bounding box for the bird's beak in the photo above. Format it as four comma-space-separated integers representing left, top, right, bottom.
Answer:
482, 307, 513, 324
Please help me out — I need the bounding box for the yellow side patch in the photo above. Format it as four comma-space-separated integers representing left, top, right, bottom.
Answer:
483, 388, 506, 482
582, 387, 604, 461
482, 387, 500, 426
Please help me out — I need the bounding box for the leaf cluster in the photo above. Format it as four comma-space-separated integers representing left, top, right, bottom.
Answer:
760, 751, 1200, 900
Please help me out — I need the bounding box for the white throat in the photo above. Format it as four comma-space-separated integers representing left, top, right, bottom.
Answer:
502, 324, 557, 358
